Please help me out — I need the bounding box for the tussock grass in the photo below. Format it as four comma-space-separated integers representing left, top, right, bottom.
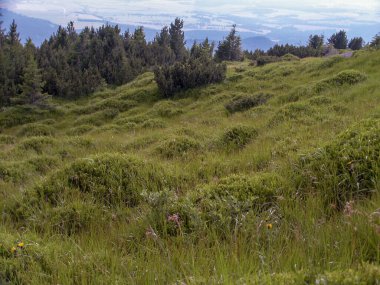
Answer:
0, 49, 380, 284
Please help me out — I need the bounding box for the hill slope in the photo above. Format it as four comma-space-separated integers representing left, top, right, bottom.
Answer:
0, 50, 380, 284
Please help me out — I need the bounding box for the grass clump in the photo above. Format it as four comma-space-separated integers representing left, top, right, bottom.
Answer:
221, 125, 258, 149
18, 123, 55, 137
315, 70, 367, 93
193, 173, 284, 230
18, 137, 56, 154
27, 155, 60, 174
0, 161, 28, 183
256, 56, 281, 66
225, 93, 272, 113
141, 119, 166, 129
66, 125, 93, 136
35, 153, 168, 207
0, 135, 16, 144
270, 102, 314, 126
281, 53, 300, 61
156, 136, 201, 158
297, 119, 380, 209
152, 100, 183, 117
74, 108, 119, 126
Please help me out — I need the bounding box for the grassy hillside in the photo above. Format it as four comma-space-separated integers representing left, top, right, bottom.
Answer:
0, 49, 380, 284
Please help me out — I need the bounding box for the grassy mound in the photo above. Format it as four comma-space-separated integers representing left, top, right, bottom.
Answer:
297, 119, 380, 209
0, 135, 16, 144
315, 70, 367, 93
152, 100, 183, 118
35, 153, 168, 207
225, 93, 272, 113
66, 125, 93, 136
193, 173, 284, 229
156, 136, 201, 158
221, 125, 258, 149
18, 123, 55, 137
18, 137, 56, 154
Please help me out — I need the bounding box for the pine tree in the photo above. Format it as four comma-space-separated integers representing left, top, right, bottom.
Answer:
169, 18, 187, 61
215, 25, 242, 61
308, 34, 324, 49
20, 56, 46, 104
348, 37, 364, 50
328, 30, 348, 49
8, 20, 21, 46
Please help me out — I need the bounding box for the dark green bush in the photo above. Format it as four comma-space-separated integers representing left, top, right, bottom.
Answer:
297, 119, 380, 209
256, 56, 281, 66
154, 58, 226, 98
18, 123, 55, 137
221, 125, 258, 149
225, 93, 272, 113
156, 136, 201, 158
317, 56, 344, 69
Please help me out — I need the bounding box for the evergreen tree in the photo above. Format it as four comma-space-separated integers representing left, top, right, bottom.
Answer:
308, 34, 324, 49
370, 34, 380, 49
8, 20, 21, 46
215, 25, 242, 61
0, 13, 5, 48
20, 56, 46, 104
348, 37, 364, 50
328, 30, 348, 49
169, 18, 187, 61
151, 26, 175, 65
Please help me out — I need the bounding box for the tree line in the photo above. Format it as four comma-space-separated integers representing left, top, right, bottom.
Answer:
1, 14, 379, 106
0, 17, 244, 106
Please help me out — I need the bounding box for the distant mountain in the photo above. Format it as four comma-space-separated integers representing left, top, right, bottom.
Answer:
242, 36, 275, 51
1, 9, 59, 45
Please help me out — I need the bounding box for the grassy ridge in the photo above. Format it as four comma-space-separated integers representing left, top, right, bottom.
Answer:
0, 50, 380, 284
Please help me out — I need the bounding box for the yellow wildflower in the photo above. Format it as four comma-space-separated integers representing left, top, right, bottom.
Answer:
10, 246, 17, 254
266, 223, 273, 230
17, 242, 25, 249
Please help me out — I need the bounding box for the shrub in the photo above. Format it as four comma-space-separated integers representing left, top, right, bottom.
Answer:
28, 156, 59, 174
256, 56, 281, 66
141, 119, 166, 129
296, 119, 380, 209
225, 93, 272, 113
34, 153, 168, 207
156, 136, 201, 158
154, 58, 226, 98
221, 126, 258, 149
18, 123, 55, 137
314, 70, 367, 93
0, 162, 28, 183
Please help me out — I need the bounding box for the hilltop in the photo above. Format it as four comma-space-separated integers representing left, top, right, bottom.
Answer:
0, 49, 379, 284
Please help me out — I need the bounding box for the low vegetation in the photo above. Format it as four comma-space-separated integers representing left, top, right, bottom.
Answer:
0, 37, 379, 284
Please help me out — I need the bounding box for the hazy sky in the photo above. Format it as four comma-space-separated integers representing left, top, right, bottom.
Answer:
2, 0, 380, 33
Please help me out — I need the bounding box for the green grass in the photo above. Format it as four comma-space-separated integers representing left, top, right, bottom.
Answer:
0, 50, 380, 284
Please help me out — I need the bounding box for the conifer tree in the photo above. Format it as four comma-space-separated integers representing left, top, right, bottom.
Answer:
20, 56, 45, 104
169, 18, 187, 61
8, 20, 20, 46
328, 30, 348, 49
215, 25, 242, 61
